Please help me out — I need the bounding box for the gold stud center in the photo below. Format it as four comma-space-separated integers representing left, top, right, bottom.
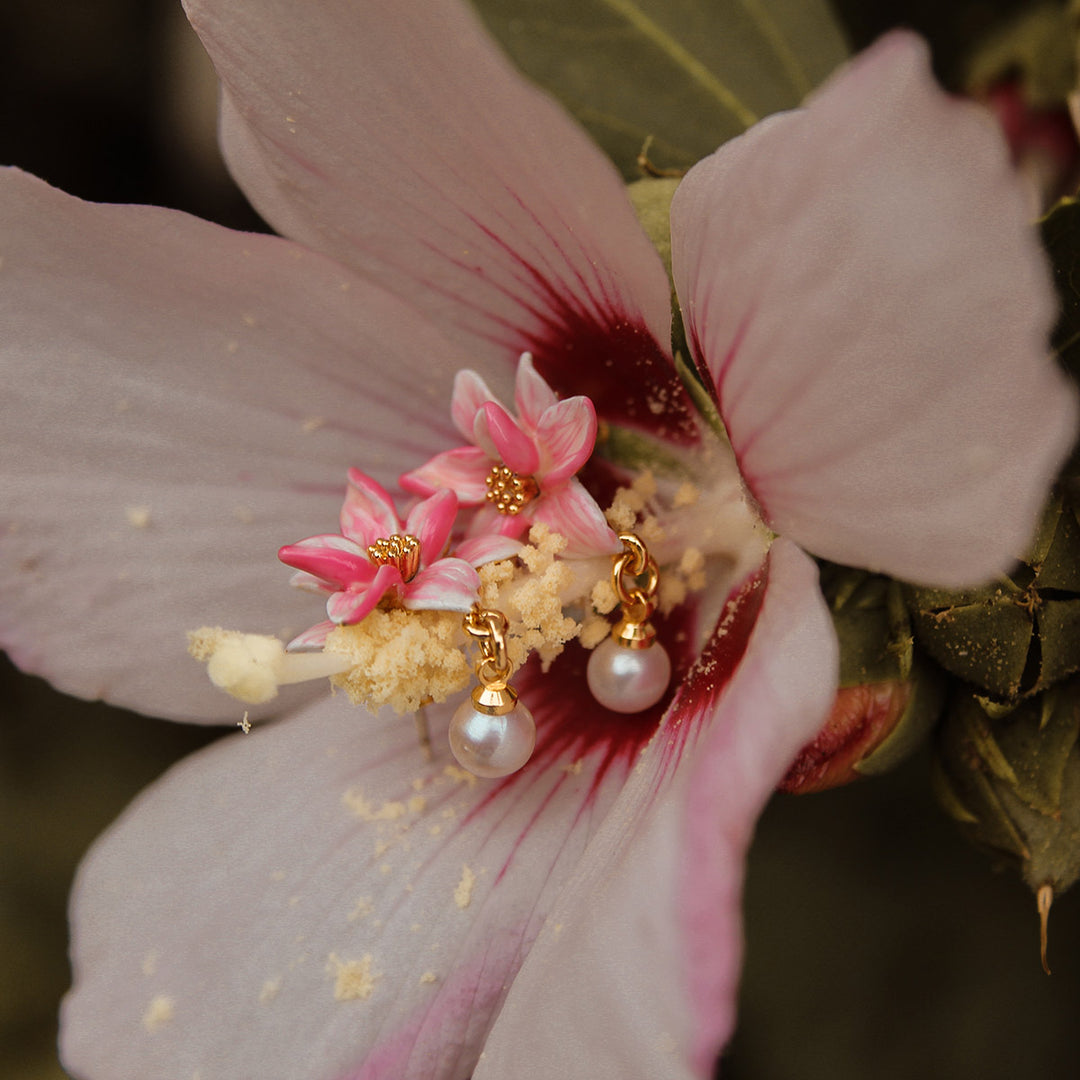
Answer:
485, 465, 539, 516
367, 534, 421, 582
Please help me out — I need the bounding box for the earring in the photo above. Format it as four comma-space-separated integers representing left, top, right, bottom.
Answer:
449, 605, 537, 778
586, 533, 672, 713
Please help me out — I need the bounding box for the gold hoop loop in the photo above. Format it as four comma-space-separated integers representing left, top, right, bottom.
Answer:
613, 533, 659, 617
463, 604, 513, 686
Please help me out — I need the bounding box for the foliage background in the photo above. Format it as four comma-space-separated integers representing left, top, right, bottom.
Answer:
1, 1, 1078, 1077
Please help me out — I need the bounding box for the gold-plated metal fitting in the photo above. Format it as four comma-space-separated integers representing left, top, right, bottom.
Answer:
463, 604, 517, 713
610, 533, 660, 650
471, 682, 519, 716
485, 465, 540, 516
367, 534, 422, 582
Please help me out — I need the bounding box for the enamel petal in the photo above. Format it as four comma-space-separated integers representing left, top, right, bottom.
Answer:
404, 489, 458, 567
534, 396, 598, 485
513, 352, 558, 429
529, 479, 620, 558
451, 369, 499, 443
454, 534, 524, 568
340, 470, 402, 548
479, 402, 541, 476
399, 446, 492, 504
278, 537, 374, 592
325, 564, 402, 625
402, 560, 481, 612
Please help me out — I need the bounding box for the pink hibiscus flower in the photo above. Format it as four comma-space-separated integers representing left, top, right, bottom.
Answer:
0, 3, 1074, 1080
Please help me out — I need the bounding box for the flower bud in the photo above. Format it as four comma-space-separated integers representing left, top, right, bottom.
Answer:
964, 3, 1080, 209
905, 492, 1080, 703
779, 665, 942, 794
781, 566, 943, 794
934, 679, 1080, 970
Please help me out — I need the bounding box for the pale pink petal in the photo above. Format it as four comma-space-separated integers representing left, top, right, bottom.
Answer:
403, 489, 457, 565
530, 479, 620, 558
0, 168, 458, 722
479, 402, 541, 475
671, 32, 1078, 586
62, 626, 707, 1080
289, 570, 333, 595
325, 564, 402, 625
466, 504, 531, 542
285, 535, 363, 591
340, 470, 402, 547
278, 538, 374, 592
402, 559, 481, 612
475, 540, 837, 1078
513, 352, 558, 429
470, 406, 501, 463
451, 369, 499, 442
399, 446, 492, 503
454, 534, 524, 567
286, 620, 336, 651
185, 0, 696, 443
534, 396, 598, 485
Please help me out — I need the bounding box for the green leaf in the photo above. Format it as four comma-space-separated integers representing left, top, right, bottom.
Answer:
471, 0, 850, 178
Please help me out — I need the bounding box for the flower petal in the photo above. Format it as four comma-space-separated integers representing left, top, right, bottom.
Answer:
474, 539, 837, 1079
0, 168, 458, 721
466, 504, 531, 542
451, 369, 499, 443
278, 536, 373, 591
402, 559, 481, 612
340, 470, 402, 548
513, 352, 558, 429
184, 0, 687, 437
530, 479, 620, 558
286, 620, 336, 652
534, 396, 598, 485
671, 32, 1078, 586
403, 489, 457, 566
454, 534, 524, 568
399, 446, 492, 504
61, 676, 687, 1079
325, 564, 402, 625
478, 402, 541, 475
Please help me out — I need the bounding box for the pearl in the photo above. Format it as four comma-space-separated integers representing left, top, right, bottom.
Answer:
586, 638, 671, 714
448, 699, 536, 778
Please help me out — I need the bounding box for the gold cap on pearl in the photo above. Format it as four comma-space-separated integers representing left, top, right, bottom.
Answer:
612, 613, 657, 650
471, 682, 518, 716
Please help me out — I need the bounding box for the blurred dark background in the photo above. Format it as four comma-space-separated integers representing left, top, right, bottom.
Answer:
2, 1, 1078, 1078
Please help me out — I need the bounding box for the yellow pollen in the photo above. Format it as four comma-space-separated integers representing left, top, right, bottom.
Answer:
485, 465, 539, 515
367, 534, 421, 581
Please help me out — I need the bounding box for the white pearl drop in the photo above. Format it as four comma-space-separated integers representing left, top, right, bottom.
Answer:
448, 699, 536, 778
586, 638, 672, 714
